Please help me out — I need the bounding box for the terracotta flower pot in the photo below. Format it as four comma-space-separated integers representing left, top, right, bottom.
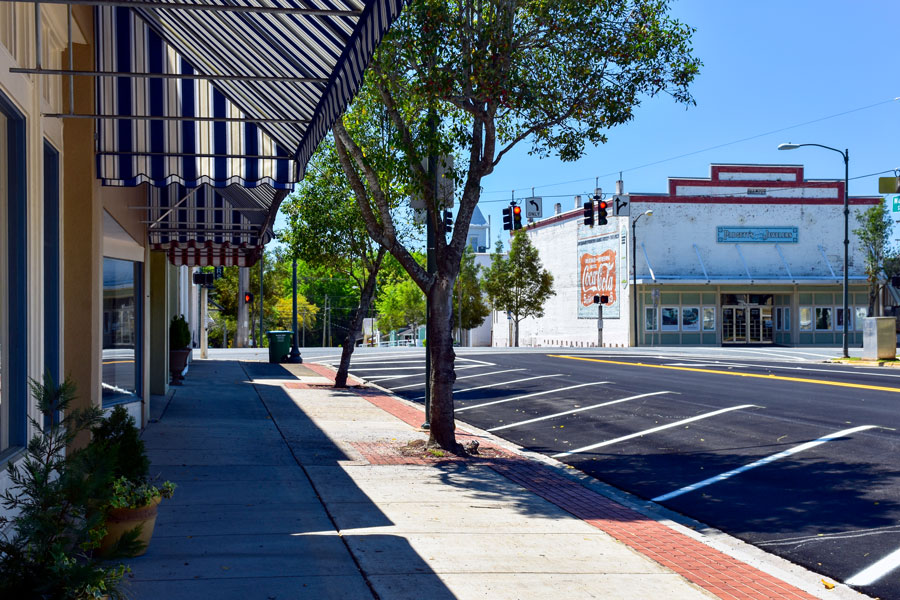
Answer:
99, 496, 161, 556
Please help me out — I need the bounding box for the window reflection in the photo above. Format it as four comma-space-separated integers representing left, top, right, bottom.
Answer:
102, 258, 137, 400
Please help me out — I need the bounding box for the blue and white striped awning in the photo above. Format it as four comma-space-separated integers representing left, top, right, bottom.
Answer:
94, 0, 405, 265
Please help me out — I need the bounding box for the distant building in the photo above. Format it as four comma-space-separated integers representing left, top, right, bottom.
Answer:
493, 164, 881, 348
467, 206, 490, 252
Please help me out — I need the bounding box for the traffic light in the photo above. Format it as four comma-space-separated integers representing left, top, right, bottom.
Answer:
597, 197, 608, 226
244, 292, 254, 304
512, 204, 523, 230
443, 209, 453, 233
583, 200, 594, 226
502, 204, 513, 230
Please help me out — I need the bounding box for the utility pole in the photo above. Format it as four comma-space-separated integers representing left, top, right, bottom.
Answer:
258, 252, 264, 348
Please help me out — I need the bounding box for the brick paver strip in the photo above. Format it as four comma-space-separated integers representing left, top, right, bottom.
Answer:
298, 363, 820, 600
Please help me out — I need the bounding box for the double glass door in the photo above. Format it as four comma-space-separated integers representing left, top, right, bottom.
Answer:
722, 305, 773, 344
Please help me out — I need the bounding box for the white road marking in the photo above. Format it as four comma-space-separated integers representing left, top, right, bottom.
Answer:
412, 374, 564, 400
489, 391, 673, 432
846, 546, 900, 586
455, 382, 610, 413
652, 425, 878, 503
350, 366, 431, 371
456, 356, 497, 366
552, 404, 759, 459
758, 525, 900, 548
388, 368, 525, 391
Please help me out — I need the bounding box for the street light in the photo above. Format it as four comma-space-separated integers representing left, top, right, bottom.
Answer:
778, 142, 850, 358
632, 209, 653, 347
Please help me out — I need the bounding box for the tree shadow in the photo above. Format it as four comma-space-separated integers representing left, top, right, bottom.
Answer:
127, 359, 456, 600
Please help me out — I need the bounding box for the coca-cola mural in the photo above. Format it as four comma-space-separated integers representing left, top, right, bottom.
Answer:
577, 225, 621, 318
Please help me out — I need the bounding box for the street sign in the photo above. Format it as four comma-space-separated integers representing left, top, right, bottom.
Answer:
525, 196, 542, 219
879, 176, 900, 194
613, 194, 630, 217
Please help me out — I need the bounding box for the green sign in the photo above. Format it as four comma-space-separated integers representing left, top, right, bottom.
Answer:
879, 176, 899, 194
894, 195, 900, 213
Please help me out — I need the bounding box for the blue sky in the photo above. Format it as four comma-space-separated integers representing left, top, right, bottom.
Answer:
475, 0, 900, 247
277, 1, 899, 250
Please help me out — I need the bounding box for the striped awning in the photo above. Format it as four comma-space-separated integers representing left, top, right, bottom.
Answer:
148, 183, 288, 267
94, 0, 405, 266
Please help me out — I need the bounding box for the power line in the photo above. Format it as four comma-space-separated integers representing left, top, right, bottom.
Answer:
481, 96, 900, 197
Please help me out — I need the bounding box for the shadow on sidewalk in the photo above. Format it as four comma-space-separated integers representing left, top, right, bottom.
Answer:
125, 359, 457, 600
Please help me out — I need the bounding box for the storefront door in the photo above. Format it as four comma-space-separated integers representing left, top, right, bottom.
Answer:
723, 305, 773, 344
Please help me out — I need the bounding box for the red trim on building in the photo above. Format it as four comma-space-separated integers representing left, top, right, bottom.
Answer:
630, 194, 880, 206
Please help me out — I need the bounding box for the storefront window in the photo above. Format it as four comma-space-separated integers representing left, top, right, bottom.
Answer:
681, 307, 700, 331
775, 307, 782, 330
855, 307, 867, 331
702, 307, 716, 331
102, 258, 139, 401
799, 307, 812, 331
784, 307, 791, 331
815, 307, 833, 331
835, 307, 851, 330
644, 307, 657, 331
661, 307, 679, 331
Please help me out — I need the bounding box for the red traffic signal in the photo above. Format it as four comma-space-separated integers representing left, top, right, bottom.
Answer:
597, 197, 608, 225
512, 205, 523, 230
244, 292, 254, 304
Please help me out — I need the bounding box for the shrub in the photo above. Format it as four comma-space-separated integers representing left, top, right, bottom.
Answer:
0, 373, 128, 599
169, 314, 191, 350
90, 405, 150, 484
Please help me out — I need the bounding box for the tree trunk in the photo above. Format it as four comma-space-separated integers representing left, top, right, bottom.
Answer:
514, 318, 520, 347
335, 250, 385, 388
426, 274, 462, 453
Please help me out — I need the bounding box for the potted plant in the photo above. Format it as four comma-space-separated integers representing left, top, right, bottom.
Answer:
169, 313, 192, 384
89, 405, 176, 557
0, 374, 129, 599
99, 477, 176, 557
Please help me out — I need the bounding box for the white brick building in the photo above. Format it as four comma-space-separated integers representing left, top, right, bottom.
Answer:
494, 164, 881, 347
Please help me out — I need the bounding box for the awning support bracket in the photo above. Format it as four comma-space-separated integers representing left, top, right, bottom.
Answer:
640, 242, 657, 282
817, 244, 838, 279
735, 244, 752, 281
774, 243, 794, 282
692, 244, 710, 282
150, 186, 202, 230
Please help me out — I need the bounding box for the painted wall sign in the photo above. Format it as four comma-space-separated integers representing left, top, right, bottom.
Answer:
716, 226, 798, 243
577, 228, 620, 319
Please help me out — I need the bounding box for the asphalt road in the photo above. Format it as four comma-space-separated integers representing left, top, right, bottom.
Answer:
312, 346, 900, 600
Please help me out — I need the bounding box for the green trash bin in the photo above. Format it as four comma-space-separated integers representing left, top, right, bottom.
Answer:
266, 330, 294, 363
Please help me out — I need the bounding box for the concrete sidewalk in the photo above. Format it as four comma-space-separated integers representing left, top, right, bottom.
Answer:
123, 359, 866, 600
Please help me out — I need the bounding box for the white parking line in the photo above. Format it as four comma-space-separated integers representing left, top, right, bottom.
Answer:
489, 391, 673, 432
455, 382, 610, 413
413, 374, 564, 401
456, 357, 497, 366
652, 425, 878, 503
552, 404, 759, 459
846, 546, 900, 586
350, 366, 430, 371
388, 368, 525, 391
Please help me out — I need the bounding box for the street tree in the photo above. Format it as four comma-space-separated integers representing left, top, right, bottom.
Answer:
482, 232, 555, 346
854, 203, 898, 316
281, 139, 394, 387
452, 246, 492, 342
332, 0, 700, 450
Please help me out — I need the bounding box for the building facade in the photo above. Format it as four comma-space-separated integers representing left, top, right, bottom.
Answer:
494, 164, 880, 348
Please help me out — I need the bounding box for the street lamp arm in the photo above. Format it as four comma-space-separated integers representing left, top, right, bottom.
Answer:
779, 142, 847, 160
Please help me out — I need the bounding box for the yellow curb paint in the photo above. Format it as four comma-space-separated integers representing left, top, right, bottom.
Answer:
548, 355, 900, 394
102, 360, 134, 365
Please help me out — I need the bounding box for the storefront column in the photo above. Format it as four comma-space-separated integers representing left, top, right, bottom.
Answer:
149, 252, 169, 396
62, 41, 102, 445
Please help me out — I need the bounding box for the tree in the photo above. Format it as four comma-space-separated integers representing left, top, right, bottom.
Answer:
280, 138, 395, 387
483, 232, 555, 346
452, 245, 492, 342
854, 203, 898, 316
332, 0, 700, 451
376, 277, 427, 340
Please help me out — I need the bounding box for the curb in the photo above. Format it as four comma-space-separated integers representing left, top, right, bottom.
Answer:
305, 361, 872, 600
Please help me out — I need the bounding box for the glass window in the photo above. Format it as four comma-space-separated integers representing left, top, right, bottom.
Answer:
644, 307, 657, 331
835, 307, 851, 330
775, 307, 782, 331
0, 109, 6, 453
799, 307, 812, 331
682, 307, 700, 331
661, 307, 679, 331
815, 307, 833, 331
103, 258, 139, 402
702, 307, 716, 331
784, 307, 791, 331
855, 307, 867, 331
